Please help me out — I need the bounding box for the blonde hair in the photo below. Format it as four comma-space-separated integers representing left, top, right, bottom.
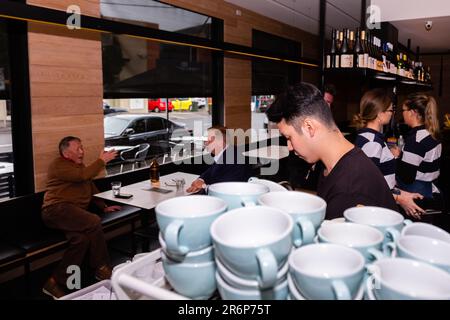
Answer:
352, 89, 392, 129
403, 93, 440, 140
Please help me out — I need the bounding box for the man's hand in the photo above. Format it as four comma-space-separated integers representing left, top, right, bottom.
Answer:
104, 205, 121, 213
187, 178, 206, 193
100, 150, 118, 164
103, 206, 122, 213
396, 190, 425, 220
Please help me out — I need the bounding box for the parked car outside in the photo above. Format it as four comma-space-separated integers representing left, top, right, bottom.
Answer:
148, 98, 173, 113
104, 114, 190, 158
170, 98, 193, 111
103, 105, 128, 116
191, 98, 207, 109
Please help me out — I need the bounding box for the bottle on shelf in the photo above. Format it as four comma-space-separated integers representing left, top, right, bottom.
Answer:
326, 29, 337, 69
150, 158, 160, 185
340, 28, 353, 68
354, 28, 363, 68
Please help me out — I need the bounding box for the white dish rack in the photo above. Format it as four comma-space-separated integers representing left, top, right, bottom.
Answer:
111, 249, 190, 300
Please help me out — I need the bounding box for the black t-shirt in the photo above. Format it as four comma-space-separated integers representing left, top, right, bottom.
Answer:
317, 147, 398, 220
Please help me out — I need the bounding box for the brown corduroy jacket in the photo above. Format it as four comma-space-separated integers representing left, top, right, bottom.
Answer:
42, 157, 106, 210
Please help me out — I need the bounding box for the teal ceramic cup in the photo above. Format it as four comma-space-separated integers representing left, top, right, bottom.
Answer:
215, 256, 289, 290
161, 251, 217, 300
158, 232, 214, 264
366, 258, 450, 300
401, 222, 450, 243
289, 244, 366, 300
343, 206, 411, 244
216, 271, 288, 300
317, 222, 394, 262
210, 206, 293, 289
396, 235, 450, 273
156, 195, 227, 256
258, 191, 326, 247
208, 182, 269, 210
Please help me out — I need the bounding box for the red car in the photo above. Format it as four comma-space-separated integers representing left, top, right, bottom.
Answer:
148, 98, 173, 112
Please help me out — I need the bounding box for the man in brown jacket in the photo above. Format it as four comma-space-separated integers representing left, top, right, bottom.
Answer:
41, 136, 120, 299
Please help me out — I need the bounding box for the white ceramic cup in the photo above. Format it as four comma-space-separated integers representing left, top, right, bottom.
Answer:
258, 191, 326, 247
401, 222, 450, 243
156, 195, 227, 256
317, 222, 394, 262
344, 206, 411, 243
289, 243, 366, 300
210, 206, 293, 289
396, 235, 450, 273
208, 182, 269, 210
366, 258, 450, 300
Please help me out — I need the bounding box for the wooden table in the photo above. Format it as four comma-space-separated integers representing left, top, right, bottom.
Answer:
94, 172, 199, 210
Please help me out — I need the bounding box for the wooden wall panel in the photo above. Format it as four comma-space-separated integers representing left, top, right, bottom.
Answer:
27, 5, 104, 191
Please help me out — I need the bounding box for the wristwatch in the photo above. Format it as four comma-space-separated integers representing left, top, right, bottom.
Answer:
392, 188, 401, 202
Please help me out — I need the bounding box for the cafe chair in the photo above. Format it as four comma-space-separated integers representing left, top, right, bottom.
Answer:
119, 143, 150, 173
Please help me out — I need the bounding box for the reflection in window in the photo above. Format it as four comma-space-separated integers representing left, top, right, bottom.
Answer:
100, 0, 212, 39
102, 33, 212, 98
251, 30, 301, 142
102, 97, 212, 176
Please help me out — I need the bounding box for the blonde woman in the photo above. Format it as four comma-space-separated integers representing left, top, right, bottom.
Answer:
353, 89, 425, 219
394, 92, 442, 215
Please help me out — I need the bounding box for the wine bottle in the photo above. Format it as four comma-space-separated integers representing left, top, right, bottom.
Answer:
326, 29, 337, 69
340, 29, 353, 68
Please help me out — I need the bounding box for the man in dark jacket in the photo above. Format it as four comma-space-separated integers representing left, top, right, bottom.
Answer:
187, 126, 252, 193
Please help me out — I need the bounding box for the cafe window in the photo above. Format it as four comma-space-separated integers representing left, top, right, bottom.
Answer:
101, 4, 217, 175
100, 0, 213, 40
0, 20, 14, 201
251, 30, 301, 140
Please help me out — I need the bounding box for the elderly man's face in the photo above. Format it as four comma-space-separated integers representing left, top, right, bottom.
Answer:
324, 92, 334, 107
63, 140, 84, 164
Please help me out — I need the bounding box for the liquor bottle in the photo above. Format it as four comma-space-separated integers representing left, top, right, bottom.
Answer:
340, 29, 353, 68
354, 28, 363, 68
150, 158, 160, 184
326, 29, 337, 69
334, 29, 341, 68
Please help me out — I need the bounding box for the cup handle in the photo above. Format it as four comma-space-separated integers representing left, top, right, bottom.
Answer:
382, 241, 396, 257
293, 219, 315, 247
164, 220, 188, 255
385, 228, 400, 243
256, 248, 278, 289
364, 274, 377, 300
367, 248, 385, 262
331, 280, 351, 300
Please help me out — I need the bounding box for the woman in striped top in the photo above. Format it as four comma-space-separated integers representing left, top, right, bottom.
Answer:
393, 93, 442, 214
353, 89, 425, 218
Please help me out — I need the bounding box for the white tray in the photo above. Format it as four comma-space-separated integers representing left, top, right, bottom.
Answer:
59, 280, 116, 300
111, 249, 189, 300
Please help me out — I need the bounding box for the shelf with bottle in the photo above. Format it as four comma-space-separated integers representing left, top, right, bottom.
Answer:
324, 28, 432, 88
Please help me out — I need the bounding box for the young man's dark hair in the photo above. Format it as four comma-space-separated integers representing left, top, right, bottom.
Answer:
266, 82, 336, 131
265, 82, 398, 220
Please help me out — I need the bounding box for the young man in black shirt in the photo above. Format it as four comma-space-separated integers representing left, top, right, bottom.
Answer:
266, 83, 398, 220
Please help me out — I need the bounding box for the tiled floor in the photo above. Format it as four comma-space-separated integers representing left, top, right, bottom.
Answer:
0, 233, 161, 300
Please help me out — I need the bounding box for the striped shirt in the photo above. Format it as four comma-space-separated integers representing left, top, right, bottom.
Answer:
397, 125, 441, 193
355, 128, 396, 189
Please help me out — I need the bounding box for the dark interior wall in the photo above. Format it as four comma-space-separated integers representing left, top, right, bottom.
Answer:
421, 54, 450, 122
